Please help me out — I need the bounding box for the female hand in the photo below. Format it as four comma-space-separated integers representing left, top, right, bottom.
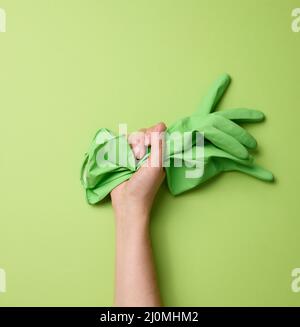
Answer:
111, 122, 166, 221
111, 122, 166, 307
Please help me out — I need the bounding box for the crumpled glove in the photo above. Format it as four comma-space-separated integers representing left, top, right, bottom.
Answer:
81, 74, 273, 204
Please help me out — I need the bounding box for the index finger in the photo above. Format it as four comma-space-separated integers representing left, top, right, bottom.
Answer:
147, 122, 166, 168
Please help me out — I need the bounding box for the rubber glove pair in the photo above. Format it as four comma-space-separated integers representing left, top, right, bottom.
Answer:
165, 73, 274, 194
81, 74, 273, 204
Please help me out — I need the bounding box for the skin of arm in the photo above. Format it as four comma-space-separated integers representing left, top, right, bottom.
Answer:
111, 122, 166, 307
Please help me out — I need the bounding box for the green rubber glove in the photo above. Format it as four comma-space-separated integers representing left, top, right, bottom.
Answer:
167, 74, 261, 160
81, 74, 273, 204
166, 143, 273, 195
81, 128, 143, 204
165, 73, 274, 194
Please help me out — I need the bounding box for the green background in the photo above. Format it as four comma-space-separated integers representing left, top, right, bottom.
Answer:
0, 0, 299, 306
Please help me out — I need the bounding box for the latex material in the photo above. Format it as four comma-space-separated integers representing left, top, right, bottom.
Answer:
81, 74, 273, 204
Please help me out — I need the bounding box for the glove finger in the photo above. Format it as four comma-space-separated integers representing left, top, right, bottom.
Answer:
204, 126, 249, 159
215, 108, 265, 122
212, 115, 257, 149
224, 160, 274, 181
205, 143, 255, 164
195, 74, 231, 116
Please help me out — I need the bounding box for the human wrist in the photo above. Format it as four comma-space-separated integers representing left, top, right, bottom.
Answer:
112, 198, 151, 221
114, 207, 150, 226
114, 210, 150, 242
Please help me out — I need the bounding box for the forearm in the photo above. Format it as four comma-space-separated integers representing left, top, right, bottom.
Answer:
112, 122, 166, 307
114, 213, 162, 307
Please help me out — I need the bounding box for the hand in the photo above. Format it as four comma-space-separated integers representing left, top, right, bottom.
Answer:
112, 122, 166, 307
111, 122, 166, 222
